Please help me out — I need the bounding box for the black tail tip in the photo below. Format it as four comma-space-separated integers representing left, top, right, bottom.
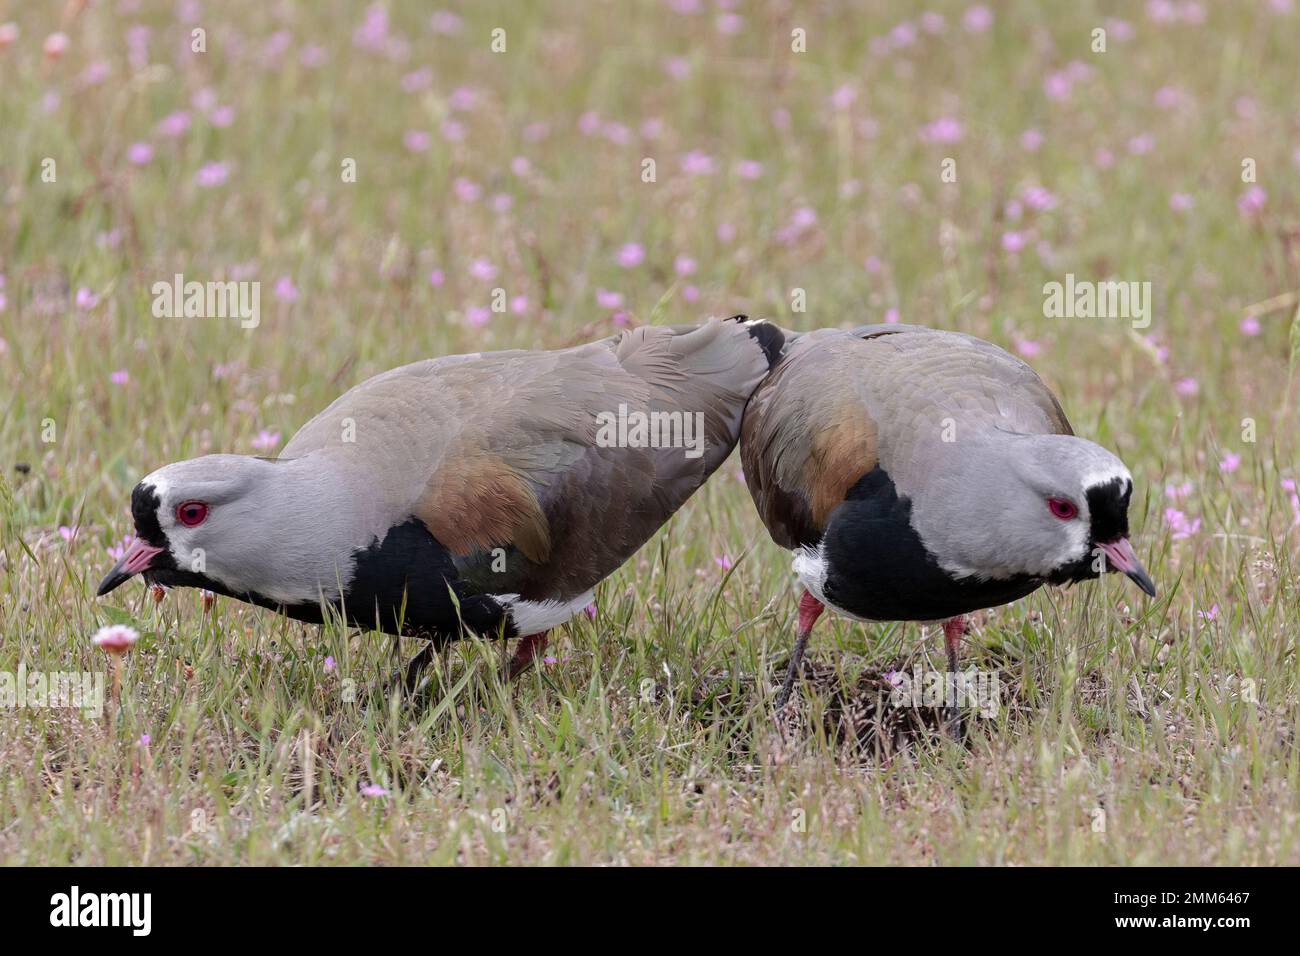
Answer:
726, 314, 785, 370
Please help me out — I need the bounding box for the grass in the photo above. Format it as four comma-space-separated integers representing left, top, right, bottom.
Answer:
1, 0, 1299, 864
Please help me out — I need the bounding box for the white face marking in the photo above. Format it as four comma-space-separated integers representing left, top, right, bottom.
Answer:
1079, 464, 1132, 493
493, 589, 595, 635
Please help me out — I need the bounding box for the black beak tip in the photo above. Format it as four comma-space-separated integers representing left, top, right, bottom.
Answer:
96, 572, 128, 597
1127, 570, 1158, 599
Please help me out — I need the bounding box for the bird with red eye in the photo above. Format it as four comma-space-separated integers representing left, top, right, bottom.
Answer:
1047, 497, 1078, 520
176, 501, 209, 527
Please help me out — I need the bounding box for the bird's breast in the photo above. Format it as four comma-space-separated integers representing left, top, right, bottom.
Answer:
817, 468, 1043, 622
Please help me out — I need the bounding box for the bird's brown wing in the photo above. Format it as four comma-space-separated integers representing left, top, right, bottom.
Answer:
741, 330, 881, 549
284, 317, 781, 600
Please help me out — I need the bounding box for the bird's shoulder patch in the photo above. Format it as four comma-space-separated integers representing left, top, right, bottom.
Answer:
416, 454, 552, 564
806, 408, 877, 528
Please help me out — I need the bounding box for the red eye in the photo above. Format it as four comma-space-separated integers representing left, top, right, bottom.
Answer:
1047, 497, 1078, 520
176, 501, 209, 527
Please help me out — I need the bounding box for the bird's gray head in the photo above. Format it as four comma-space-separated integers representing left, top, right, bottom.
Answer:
916, 433, 1156, 596
96, 454, 351, 606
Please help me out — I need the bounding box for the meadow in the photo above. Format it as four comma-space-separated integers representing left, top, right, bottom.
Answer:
1, 0, 1298, 865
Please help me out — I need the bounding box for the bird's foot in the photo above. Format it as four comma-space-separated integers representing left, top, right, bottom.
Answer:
502, 632, 549, 682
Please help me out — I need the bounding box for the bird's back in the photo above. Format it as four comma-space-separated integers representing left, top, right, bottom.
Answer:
741, 324, 1071, 550
283, 316, 783, 603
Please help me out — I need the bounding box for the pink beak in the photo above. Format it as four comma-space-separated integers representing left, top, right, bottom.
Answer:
1096, 538, 1157, 597
96, 538, 164, 596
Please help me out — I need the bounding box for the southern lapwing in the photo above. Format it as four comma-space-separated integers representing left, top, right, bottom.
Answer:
740, 324, 1156, 727
97, 316, 783, 686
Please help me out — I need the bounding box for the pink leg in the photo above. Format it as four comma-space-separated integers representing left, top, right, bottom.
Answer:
941, 615, 969, 740
942, 615, 968, 675
506, 632, 549, 680
775, 591, 825, 710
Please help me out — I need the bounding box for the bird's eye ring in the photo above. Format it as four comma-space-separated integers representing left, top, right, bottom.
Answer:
1047, 497, 1078, 520
176, 501, 209, 527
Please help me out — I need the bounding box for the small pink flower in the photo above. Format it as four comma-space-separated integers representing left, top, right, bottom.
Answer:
921, 117, 963, 144
1164, 507, 1201, 540
401, 68, 433, 93
1043, 72, 1073, 101
195, 162, 229, 188
110, 369, 129, 386
681, 151, 715, 176
251, 429, 280, 450
209, 105, 235, 128
884, 308, 900, 324
1174, 377, 1198, 397
963, 5, 993, 32
830, 84, 857, 111
299, 44, 327, 68
735, 159, 763, 180
468, 259, 496, 281
453, 177, 481, 202
596, 288, 624, 309
440, 120, 466, 142
682, 285, 700, 303
716, 222, 737, 244
510, 156, 531, 177
1127, 134, 1154, 155
361, 784, 389, 798
1022, 186, 1057, 212
1237, 186, 1267, 217
274, 276, 298, 302
1239, 315, 1260, 336
465, 306, 492, 327
430, 10, 464, 35
1143, 335, 1169, 364
1196, 604, 1219, 621
583, 602, 597, 620
1020, 129, 1043, 151
323, 656, 336, 674
157, 110, 191, 138
138, 733, 151, 746
1165, 481, 1193, 501
127, 142, 154, 166
510, 295, 528, 314
107, 535, 134, 562
1219, 453, 1241, 473
616, 243, 645, 268
715, 12, 743, 34
714, 554, 734, 572
674, 255, 697, 277
1154, 86, 1184, 110
403, 130, 431, 153
428, 269, 445, 288
92, 624, 139, 654
75, 287, 98, 310
44, 31, 69, 59
1014, 338, 1044, 358
59, 525, 79, 543
1001, 231, 1027, 252
1169, 192, 1195, 212
663, 56, 690, 81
